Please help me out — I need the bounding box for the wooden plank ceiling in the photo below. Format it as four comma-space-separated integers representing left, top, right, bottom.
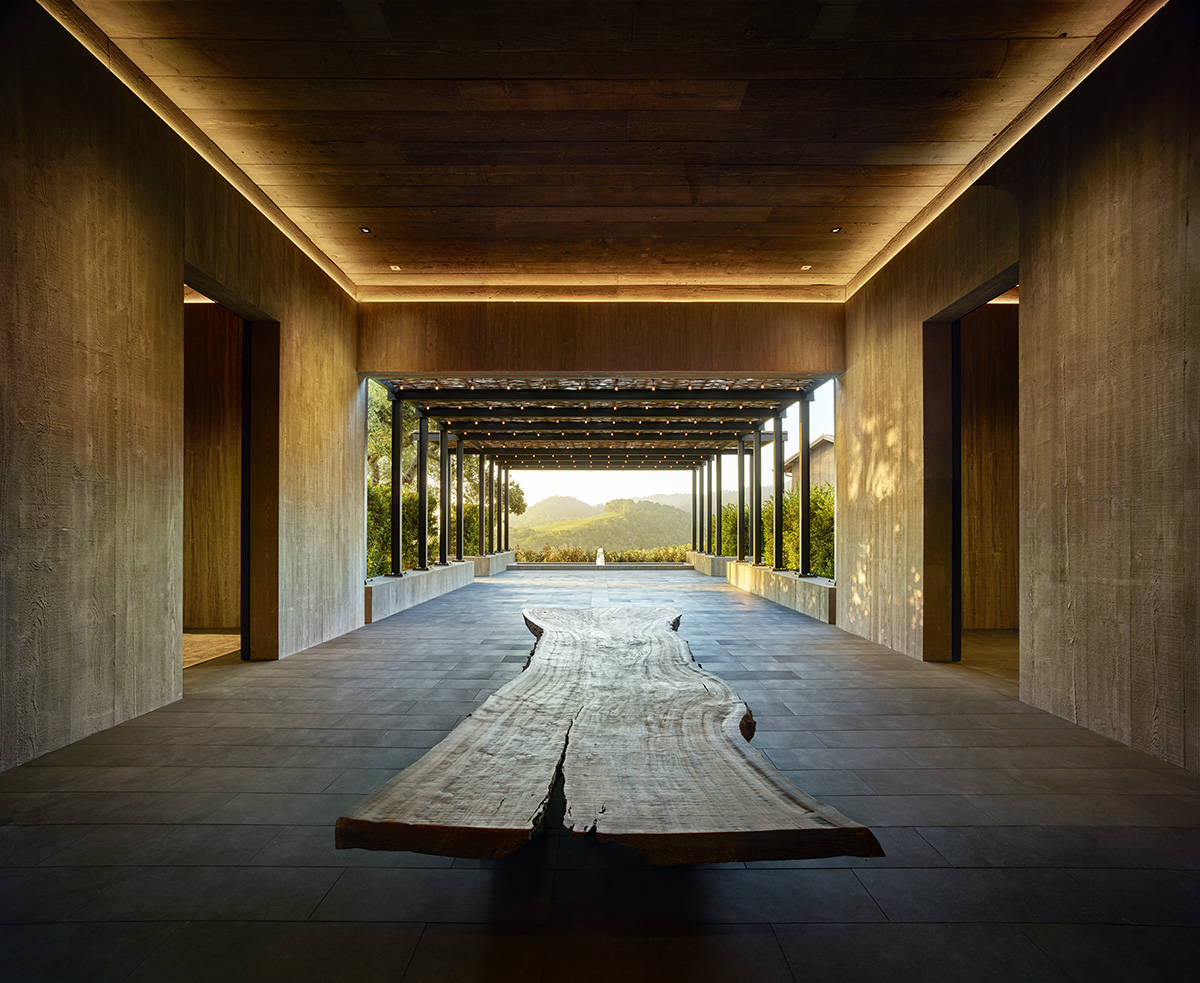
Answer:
77, 0, 1137, 302
75, 1, 1134, 467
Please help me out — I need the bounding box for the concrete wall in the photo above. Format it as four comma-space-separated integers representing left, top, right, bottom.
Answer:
365, 563, 473, 623
183, 152, 363, 661
837, 1, 1198, 769
0, 1, 364, 770
1014, 4, 1198, 769
839, 184, 1019, 659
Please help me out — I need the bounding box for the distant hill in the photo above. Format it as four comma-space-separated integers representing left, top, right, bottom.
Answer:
642, 493, 692, 511
510, 495, 600, 529
512, 498, 691, 552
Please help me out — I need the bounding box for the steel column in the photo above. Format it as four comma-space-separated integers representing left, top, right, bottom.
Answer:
389, 393, 403, 576
700, 456, 710, 549
736, 438, 746, 561
715, 454, 723, 555
455, 438, 464, 561
799, 394, 812, 575
487, 457, 495, 553
772, 413, 785, 571
503, 469, 510, 551
477, 453, 486, 556
417, 415, 429, 570
691, 469, 698, 550
752, 428, 763, 565
437, 429, 449, 565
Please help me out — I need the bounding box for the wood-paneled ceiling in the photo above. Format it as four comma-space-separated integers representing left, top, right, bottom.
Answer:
73, 0, 1145, 302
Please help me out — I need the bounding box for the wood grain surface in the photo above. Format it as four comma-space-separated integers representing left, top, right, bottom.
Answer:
336, 607, 882, 864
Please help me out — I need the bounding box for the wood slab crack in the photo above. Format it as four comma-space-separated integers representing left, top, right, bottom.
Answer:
336, 606, 883, 864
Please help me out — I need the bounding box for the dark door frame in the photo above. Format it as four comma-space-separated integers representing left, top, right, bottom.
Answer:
185, 263, 281, 661
921, 262, 1019, 662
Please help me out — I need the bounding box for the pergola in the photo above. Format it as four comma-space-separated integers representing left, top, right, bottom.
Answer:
378, 375, 828, 575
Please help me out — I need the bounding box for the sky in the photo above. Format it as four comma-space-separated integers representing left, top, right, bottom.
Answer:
512, 380, 836, 506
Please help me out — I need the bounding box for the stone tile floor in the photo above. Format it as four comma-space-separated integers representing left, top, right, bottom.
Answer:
2, 569, 1198, 982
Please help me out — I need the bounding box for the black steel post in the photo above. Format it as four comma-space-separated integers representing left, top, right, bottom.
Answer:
800, 394, 812, 575
487, 457, 495, 553
715, 453, 723, 556
438, 429, 449, 565
417, 414, 429, 570
773, 413, 785, 571
700, 456, 710, 554
737, 438, 746, 562
389, 393, 403, 576
477, 453, 485, 556
455, 438, 464, 562
503, 469, 510, 551
752, 427, 763, 564
691, 469, 698, 550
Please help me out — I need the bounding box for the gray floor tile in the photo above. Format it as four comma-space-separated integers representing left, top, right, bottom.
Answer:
246, 825, 453, 868
0, 866, 136, 922
1065, 868, 1200, 925
854, 867, 1121, 922
202, 792, 366, 825
916, 825, 1200, 869
642, 867, 887, 925
401, 924, 547, 983
774, 923, 1071, 983
0, 823, 91, 866
70, 865, 342, 921
312, 867, 554, 924
41, 823, 283, 867
0, 922, 178, 983
1019, 924, 1200, 983
125, 921, 423, 983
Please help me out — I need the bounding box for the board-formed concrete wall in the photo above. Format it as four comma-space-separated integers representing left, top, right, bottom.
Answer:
1013, 4, 1198, 769
838, 1, 1198, 769
0, 1, 364, 770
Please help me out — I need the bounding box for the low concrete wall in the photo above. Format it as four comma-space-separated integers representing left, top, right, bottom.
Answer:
470, 551, 516, 577
365, 562, 473, 623
726, 561, 837, 624
687, 552, 731, 577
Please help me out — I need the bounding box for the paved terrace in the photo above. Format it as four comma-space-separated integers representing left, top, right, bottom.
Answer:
2, 569, 1198, 982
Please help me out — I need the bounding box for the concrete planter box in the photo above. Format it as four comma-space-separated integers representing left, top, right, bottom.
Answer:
726, 560, 837, 624
364, 562, 473, 623
470, 551, 516, 577
686, 551, 731, 577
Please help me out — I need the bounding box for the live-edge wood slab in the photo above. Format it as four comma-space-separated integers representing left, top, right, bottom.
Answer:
336, 607, 883, 864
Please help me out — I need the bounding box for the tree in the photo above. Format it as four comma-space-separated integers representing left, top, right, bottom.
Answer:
365, 381, 526, 576
714, 484, 834, 578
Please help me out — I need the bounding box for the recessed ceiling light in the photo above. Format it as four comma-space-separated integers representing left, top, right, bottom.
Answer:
830, 227, 842, 233
389, 265, 401, 270
800, 265, 812, 271
360, 226, 372, 233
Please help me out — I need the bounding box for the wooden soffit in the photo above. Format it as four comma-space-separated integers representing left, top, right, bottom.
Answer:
55, 0, 1164, 302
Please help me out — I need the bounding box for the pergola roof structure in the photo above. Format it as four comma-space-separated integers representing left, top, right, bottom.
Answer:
384, 375, 817, 469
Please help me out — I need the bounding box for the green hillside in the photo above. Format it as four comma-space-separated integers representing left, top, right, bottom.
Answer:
509, 494, 600, 528
511, 498, 690, 552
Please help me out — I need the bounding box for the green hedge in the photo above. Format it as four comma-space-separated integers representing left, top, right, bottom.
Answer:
514, 544, 690, 563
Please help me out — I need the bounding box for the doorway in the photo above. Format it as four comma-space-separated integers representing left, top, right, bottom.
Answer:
183, 287, 243, 666
957, 289, 1019, 682
183, 266, 281, 663
921, 263, 1019, 670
